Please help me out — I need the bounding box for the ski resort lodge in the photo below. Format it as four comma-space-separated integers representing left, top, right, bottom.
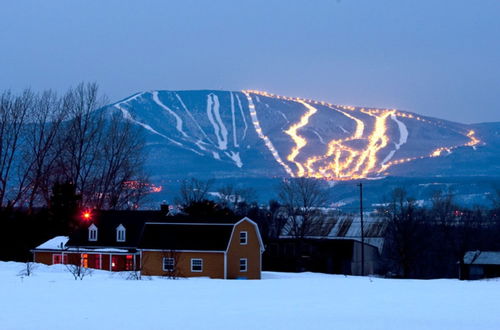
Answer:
31, 211, 264, 279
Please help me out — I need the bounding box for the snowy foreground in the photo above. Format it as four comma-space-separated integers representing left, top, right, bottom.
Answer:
0, 262, 499, 330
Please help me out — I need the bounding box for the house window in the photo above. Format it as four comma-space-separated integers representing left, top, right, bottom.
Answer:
52, 254, 67, 264
163, 257, 175, 272
116, 224, 126, 242
81, 253, 88, 268
191, 258, 203, 272
240, 258, 247, 272
240, 231, 247, 245
88, 224, 98, 241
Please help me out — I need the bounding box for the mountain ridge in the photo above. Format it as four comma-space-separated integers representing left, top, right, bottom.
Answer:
103, 89, 499, 181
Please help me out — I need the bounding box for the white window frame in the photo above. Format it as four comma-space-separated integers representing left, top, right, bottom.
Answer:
240, 258, 248, 272
162, 257, 175, 272
88, 224, 98, 241
116, 224, 126, 242
191, 258, 203, 272
240, 231, 248, 245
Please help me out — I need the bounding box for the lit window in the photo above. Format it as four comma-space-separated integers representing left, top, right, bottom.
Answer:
163, 257, 175, 272
126, 255, 133, 270
240, 258, 247, 272
240, 231, 248, 245
81, 253, 88, 268
191, 258, 203, 272
116, 224, 126, 242
88, 224, 98, 241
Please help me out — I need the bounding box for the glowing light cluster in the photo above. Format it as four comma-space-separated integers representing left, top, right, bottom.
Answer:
284, 100, 318, 177
123, 181, 163, 193
243, 90, 481, 180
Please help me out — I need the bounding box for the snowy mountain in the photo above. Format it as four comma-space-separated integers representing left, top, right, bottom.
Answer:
105, 90, 500, 182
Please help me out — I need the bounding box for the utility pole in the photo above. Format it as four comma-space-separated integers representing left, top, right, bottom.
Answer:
358, 182, 364, 276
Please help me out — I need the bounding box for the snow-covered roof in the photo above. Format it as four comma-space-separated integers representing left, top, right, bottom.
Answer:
66, 247, 130, 253
464, 251, 500, 265
327, 215, 387, 238
35, 236, 69, 250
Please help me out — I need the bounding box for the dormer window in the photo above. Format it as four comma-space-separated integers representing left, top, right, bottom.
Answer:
116, 224, 126, 242
88, 224, 98, 241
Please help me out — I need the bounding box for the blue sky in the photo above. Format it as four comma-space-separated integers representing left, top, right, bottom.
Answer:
1, 0, 499, 123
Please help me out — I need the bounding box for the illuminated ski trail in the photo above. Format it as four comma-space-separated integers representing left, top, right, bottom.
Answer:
242, 91, 294, 176
241, 89, 482, 179
304, 105, 365, 178
284, 100, 318, 177
347, 109, 394, 178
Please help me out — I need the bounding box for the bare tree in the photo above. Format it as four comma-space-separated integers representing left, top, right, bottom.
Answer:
56, 82, 108, 207
177, 178, 214, 206
217, 183, 256, 211
379, 188, 426, 278
18, 260, 36, 277
0, 90, 33, 207
66, 250, 93, 280
90, 112, 147, 209
17, 91, 68, 210
278, 177, 331, 238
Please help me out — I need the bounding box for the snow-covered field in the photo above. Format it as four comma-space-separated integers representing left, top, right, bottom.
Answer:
0, 262, 499, 330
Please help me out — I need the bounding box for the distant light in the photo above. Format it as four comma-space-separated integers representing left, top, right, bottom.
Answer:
82, 211, 92, 221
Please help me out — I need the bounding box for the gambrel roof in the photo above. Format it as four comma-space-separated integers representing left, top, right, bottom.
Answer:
139, 223, 235, 251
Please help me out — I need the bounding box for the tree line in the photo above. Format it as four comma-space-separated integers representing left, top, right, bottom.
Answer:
177, 178, 500, 279
0, 82, 146, 211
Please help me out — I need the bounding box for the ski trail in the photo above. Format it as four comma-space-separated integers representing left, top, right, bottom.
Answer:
235, 93, 248, 141
285, 100, 319, 177
151, 91, 187, 138
114, 95, 203, 156
175, 93, 214, 144
277, 111, 289, 123
311, 129, 326, 145
230, 92, 239, 147
243, 91, 294, 176
225, 151, 243, 168
206, 93, 228, 150
381, 113, 409, 166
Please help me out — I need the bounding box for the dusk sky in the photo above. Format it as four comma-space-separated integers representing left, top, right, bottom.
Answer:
1, 0, 499, 123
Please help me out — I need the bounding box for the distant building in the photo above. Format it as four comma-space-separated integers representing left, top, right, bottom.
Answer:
31, 211, 264, 279
264, 215, 386, 276
460, 251, 500, 280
